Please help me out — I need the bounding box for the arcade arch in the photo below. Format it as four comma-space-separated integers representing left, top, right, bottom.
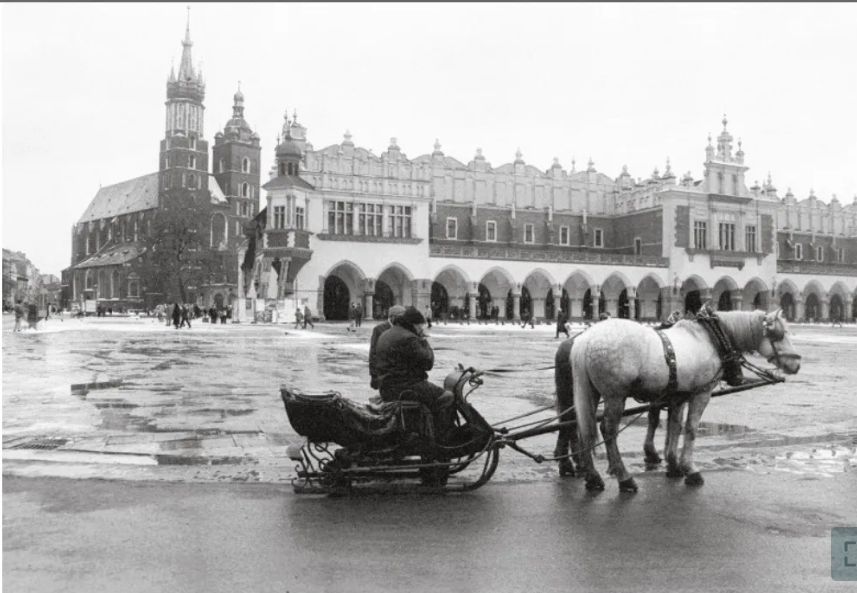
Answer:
562, 271, 595, 319
323, 261, 365, 320
712, 276, 739, 311
479, 267, 515, 321
681, 275, 708, 314
433, 266, 470, 320
375, 264, 414, 319
636, 274, 664, 320
522, 269, 555, 320
742, 277, 770, 311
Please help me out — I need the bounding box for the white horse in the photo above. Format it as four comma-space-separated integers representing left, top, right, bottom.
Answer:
570, 309, 801, 492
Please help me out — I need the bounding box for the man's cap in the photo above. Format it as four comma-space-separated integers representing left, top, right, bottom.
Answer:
388, 305, 406, 320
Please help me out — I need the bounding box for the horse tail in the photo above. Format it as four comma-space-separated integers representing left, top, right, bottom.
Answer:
570, 335, 598, 454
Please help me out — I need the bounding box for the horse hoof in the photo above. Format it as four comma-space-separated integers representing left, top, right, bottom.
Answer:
684, 472, 704, 487
585, 477, 605, 491
558, 461, 576, 477
644, 452, 662, 465
665, 467, 685, 479
619, 478, 638, 493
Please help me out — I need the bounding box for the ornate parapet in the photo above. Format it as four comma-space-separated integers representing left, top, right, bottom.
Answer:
776, 261, 857, 277
429, 243, 668, 267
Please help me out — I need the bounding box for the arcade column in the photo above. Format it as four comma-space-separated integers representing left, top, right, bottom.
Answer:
627, 295, 637, 319
821, 297, 830, 322
660, 286, 678, 321
553, 292, 562, 319
468, 292, 478, 320
592, 292, 602, 318
512, 292, 521, 321
412, 279, 433, 313
364, 292, 374, 320
569, 298, 582, 319
605, 298, 617, 318
795, 296, 805, 322
730, 294, 743, 311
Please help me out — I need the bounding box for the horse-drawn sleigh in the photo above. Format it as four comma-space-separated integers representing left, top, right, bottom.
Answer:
281, 308, 800, 495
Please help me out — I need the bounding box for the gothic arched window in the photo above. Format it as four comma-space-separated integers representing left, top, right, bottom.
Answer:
242, 157, 250, 173
242, 182, 249, 198
188, 174, 197, 189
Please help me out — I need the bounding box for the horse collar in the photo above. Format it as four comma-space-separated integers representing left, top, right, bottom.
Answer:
655, 330, 679, 396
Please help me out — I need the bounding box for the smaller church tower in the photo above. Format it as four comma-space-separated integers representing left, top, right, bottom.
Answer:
159, 9, 209, 204
212, 84, 262, 222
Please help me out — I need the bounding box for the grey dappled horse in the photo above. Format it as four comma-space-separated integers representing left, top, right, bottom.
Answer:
566, 310, 800, 492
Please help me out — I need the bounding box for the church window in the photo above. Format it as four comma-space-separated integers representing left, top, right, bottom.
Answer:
242, 183, 249, 198
559, 226, 570, 246
593, 228, 604, 248
815, 245, 824, 262
242, 157, 250, 173
133, 221, 139, 242
189, 155, 197, 169
296, 206, 305, 230
165, 156, 169, 168
486, 221, 497, 242
446, 217, 458, 240
128, 280, 139, 298
523, 223, 534, 244
794, 243, 803, 260
190, 137, 197, 151
218, 159, 225, 173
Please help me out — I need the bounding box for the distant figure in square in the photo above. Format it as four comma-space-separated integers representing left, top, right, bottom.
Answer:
555, 310, 570, 339
303, 304, 314, 329
294, 307, 303, 329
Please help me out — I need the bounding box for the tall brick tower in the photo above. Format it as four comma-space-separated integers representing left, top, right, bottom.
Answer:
159, 9, 209, 205
212, 84, 262, 230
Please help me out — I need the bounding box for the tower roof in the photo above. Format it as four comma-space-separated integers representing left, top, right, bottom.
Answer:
167, 7, 204, 102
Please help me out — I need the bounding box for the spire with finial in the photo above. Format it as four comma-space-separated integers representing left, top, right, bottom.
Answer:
663, 157, 675, 179
514, 148, 524, 164
177, 5, 196, 82
343, 129, 353, 145
705, 132, 715, 161
586, 157, 595, 173
475, 147, 484, 160
716, 114, 734, 160
432, 139, 443, 156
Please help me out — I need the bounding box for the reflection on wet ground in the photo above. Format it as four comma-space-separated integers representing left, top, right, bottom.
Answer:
2, 316, 856, 483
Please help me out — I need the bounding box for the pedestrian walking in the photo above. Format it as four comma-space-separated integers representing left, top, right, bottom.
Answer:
26, 302, 39, 330
555, 310, 570, 339
172, 303, 181, 329
355, 302, 363, 328
303, 304, 314, 329
13, 300, 24, 332
424, 304, 433, 329
520, 308, 534, 329
180, 304, 192, 328
294, 307, 303, 329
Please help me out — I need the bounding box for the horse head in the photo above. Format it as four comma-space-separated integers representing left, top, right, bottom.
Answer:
757, 309, 801, 374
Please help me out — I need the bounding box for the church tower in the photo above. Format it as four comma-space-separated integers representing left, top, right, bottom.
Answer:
212, 84, 262, 222
159, 10, 209, 205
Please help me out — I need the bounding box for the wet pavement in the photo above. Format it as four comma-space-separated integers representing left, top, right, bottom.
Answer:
3, 314, 857, 592
3, 314, 856, 485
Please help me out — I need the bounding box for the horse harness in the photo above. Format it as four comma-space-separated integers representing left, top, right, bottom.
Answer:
652, 305, 744, 403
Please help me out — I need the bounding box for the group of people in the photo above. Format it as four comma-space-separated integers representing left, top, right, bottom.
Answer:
166, 303, 231, 329
12, 300, 41, 332
293, 305, 315, 330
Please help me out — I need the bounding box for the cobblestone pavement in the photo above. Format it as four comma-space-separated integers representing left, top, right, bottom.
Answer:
2, 314, 856, 485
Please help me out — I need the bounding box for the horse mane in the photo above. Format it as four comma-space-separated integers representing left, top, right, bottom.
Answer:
709, 310, 766, 352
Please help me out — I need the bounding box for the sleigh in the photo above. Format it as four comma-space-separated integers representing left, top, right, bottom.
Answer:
281, 367, 500, 494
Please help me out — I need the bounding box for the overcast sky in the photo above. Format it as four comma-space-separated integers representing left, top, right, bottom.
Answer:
3, 2, 856, 276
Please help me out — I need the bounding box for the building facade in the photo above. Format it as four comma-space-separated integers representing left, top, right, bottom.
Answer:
68, 16, 857, 323
241, 114, 857, 324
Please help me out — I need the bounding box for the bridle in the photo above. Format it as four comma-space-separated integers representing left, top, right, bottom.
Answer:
762, 315, 800, 367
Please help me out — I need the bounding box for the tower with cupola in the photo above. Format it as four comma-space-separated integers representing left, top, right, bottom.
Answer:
212, 84, 262, 224
702, 115, 749, 197
159, 10, 209, 205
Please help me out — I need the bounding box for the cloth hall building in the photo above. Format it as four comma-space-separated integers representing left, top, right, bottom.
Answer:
67, 21, 857, 324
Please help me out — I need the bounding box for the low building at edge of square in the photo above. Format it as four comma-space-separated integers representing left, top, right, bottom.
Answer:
65, 18, 857, 323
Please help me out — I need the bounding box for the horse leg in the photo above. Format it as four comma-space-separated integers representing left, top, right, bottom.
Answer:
679, 392, 712, 486
601, 396, 637, 492
664, 402, 686, 478
554, 338, 577, 477
571, 369, 604, 492
643, 407, 662, 465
